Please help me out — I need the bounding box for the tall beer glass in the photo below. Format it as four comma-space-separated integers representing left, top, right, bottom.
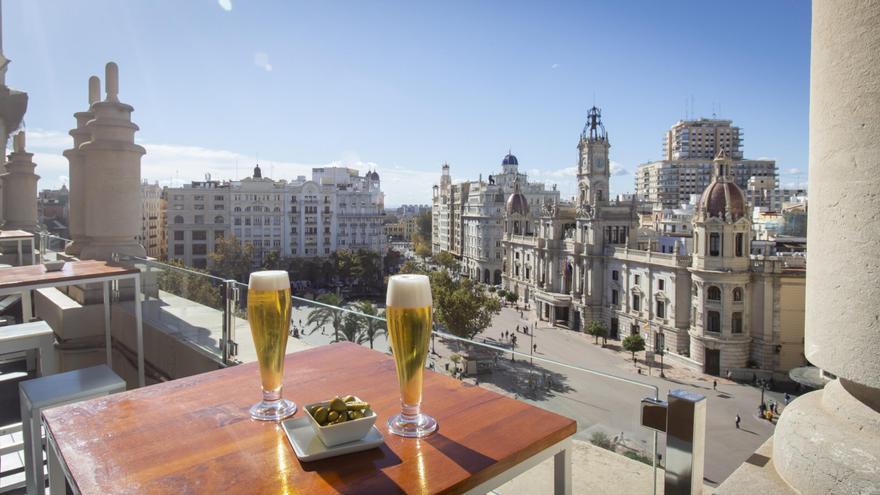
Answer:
247, 270, 297, 421
386, 274, 437, 437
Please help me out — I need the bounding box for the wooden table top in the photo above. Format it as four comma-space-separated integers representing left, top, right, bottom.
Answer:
0, 229, 34, 240
0, 259, 139, 290
44, 342, 576, 495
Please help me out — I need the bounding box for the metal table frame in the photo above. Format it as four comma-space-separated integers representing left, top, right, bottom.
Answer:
0, 234, 36, 266
463, 437, 572, 495
0, 270, 145, 387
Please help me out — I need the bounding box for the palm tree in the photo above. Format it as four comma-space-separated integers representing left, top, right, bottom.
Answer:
337, 313, 370, 346
306, 293, 345, 342
351, 300, 386, 349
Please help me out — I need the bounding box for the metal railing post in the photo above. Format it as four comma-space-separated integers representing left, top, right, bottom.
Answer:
641, 389, 707, 495
222, 280, 239, 364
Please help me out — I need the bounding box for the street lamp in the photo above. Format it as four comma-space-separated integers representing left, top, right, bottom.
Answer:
658, 331, 666, 379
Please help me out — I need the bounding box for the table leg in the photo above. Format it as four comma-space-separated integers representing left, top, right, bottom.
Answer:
22, 289, 33, 322
18, 239, 23, 266
20, 396, 44, 495
134, 274, 145, 387
104, 281, 112, 367
31, 238, 36, 265
554, 444, 571, 495
47, 432, 66, 495
40, 334, 57, 376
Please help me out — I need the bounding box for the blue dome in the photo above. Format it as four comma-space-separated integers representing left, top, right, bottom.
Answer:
502, 153, 518, 166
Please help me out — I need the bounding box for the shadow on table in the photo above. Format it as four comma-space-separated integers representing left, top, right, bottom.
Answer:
425, 432, 497, 474
303, 444, 405, 493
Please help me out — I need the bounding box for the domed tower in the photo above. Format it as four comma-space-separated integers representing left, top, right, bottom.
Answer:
688, 150, 752, 375
504, 177, 530, 236
501, 151, 519, 176
577, 106, 610, 205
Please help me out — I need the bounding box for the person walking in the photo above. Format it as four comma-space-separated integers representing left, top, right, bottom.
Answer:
735, 413, 741, 429
713, 380, 717, 391
784, 392, 791, 405
533, 343, 537, 353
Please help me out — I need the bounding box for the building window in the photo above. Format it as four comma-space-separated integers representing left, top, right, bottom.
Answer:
656, 300, 665, 319
192, 244, 207, 256
733, 287, 743, 302
173, 231, 184, 241
632, 294, 641, 311
215, 231, 224, 239
173, 215, 184, 224
634, 274, 640, 285
735, 233, 744, 257
658, 279, 665, 291
707, 286, 721, 301
214, 216, 224, 224
709, 233, 720, 256
611, 289, 618, 306
192, 231, 207, 241
732, 312, 743, 334
707, 310, 721, 332
612, 270, 619, 281
194, 215, 204, 225
173, 244, 184, 255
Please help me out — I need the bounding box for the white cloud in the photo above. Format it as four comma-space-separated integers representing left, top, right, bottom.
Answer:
254, 52, 272, 72
218, 0, 232, 12
551, 63, 559, 69
783, 167, 804, 175
609, 160, 627, 176
25, 130, 436, 206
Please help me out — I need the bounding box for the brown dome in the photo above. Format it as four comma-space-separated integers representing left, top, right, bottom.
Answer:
506, 191, 529, 215
698, 181, 746, 221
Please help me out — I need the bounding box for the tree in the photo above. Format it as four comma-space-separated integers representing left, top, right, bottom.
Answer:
306, 293, 346, 342
432, 251, 458, 272
260, 250, 287, 271
414, 242, 432, 259
430, 270, 501, 341
350, 300, 386, 349
622, 334, 646, 363
587, 321, 609, 345
399, 260, 423, 274
337, 312, 370, 346
210, 235, 254, 282
504, 292, 518, 304
157, 260, 222, 309
384, 248, 403, 274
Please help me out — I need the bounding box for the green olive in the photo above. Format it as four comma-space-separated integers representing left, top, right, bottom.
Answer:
342, 395, 356, 403
330, 397, 347, 413
349, 410, 363, 420
313, 406, 329, 424
327, 410, 339, 423
345, 401, 370, 411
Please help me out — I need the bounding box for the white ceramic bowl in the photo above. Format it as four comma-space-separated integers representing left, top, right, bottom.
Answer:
43, 260, 65, 272
304, 397, 377, 447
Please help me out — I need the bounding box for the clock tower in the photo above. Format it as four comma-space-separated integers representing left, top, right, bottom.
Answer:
577, 106, 610, 206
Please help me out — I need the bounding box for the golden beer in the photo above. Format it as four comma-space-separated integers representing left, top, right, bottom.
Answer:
247, 270, 297, 421
386, 274, 438, 437
248, 287, 291, 392
387, 305, 432, 405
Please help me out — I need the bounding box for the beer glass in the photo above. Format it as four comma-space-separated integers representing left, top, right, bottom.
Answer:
386, 274, 437, 437
247, 270, 297, 421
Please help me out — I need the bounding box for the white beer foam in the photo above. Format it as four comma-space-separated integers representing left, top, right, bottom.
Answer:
249, 270, 290, 291
386, 274, 432, 308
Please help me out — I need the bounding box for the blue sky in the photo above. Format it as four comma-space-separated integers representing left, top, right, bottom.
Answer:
5, 0, 811, 206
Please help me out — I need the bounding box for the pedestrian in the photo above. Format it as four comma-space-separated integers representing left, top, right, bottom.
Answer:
520, 310, 523, 318
735, 413, 741, 429
533, 343, 537, 353
726, 369, 732, 380
713, 380, 717, 391
752, 373, 758, 385
759, 403, 766, 416
784, 392, 791, 405
773, 402, 779, 415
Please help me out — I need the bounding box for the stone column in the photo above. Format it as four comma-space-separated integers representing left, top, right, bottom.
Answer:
772, 1, 880, 493
79, 62, 146, 261
0, 131, 39, 232
64, 76, 98, 256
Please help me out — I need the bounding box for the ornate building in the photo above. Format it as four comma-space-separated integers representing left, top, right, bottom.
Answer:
503, 107, 805, 376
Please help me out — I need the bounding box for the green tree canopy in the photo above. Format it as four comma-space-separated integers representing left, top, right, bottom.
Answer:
587, 321, 608, 344
622, 334, 646, 362
210, 235, 254, 282
306, 293, 346, 342
157, 260, 222, 309
432, 250, 459, 272
350, 300, 386, 349
430, 270, 501, 341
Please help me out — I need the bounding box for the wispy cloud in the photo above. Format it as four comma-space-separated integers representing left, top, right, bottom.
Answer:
551, 63, 559, 69
25, 130, 435, 206
782, 167, 805, 175
609, 160, 627, 176
254, 52, 273, 72
218, 0, 232, 12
